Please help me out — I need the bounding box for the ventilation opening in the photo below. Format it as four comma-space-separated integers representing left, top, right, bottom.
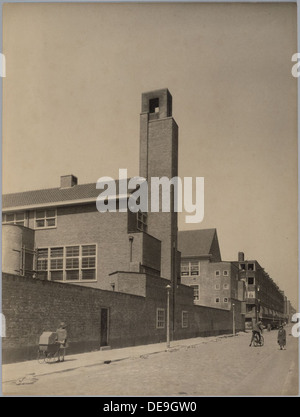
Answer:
149, 98, 159, 114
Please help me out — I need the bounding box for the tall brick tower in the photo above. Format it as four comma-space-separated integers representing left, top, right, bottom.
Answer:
139, 89, 179, 286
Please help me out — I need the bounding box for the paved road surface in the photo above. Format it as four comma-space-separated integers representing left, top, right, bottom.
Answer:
2, 327, 298, 396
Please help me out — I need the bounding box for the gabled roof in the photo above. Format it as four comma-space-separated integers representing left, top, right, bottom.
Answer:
178, 228, 222, 261
2, 179, 130, 211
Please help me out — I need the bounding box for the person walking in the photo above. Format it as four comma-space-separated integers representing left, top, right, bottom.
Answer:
277, 325, 286, 350
56, 322, 68, 361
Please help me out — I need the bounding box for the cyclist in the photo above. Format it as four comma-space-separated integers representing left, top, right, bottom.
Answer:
249, 320, 264, 347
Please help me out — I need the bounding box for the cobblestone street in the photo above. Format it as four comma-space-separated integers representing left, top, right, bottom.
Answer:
3, 327, 298, 396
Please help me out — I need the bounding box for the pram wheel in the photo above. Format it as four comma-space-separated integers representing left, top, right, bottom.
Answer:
45, 351, 59, 363
37, 349, 46, 363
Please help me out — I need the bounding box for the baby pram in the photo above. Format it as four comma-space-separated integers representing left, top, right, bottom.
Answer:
37, 331, 65, 363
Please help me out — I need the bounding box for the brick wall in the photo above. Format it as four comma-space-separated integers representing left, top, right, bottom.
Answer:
2, 273, 245, 363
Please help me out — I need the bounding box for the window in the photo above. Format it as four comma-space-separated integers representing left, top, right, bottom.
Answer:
137, 211, 147, 232
223, 283, 229, 289
215, 284, 220, 290
35, 209, 56, 228
181, 262, 189, 276
215, 297, 220, 303
248, 277, 254, 285
82, 245, 96, 280
36, 244, 97, 281
50, 247, 64, 281
223, 270, 229, 276
223, 298, 228, 303
182, 311, 188, 328
149, 98, 159, 113
156, 308, 165, 329
215, 270, 220, 276
66, 246, 80, 281
246, 305, 254, 313
248, 263, 254, 271
180, 261, 200, 276
190, 262, 200, 276
2, 212, 27, 226
190, 285, 200, 301
240, 263, 246, 271
36, 248, 48, 280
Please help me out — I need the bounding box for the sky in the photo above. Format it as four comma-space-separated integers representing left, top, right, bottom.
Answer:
2, 2, 298, 306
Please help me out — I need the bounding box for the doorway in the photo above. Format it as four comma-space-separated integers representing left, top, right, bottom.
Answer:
100, 308, 109, 347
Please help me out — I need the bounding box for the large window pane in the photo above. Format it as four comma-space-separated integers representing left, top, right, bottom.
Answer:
82, 257, 95, 268
37, 248, 48, 258
82, 245, 96, 256
36, 219, 45, 228
36, 210, 45, 219
66, 258, 79, 269
46, 209, 56, 218
66, 270, 79, 280
66, 246, 80, 257
46, 219, 56, 227
37, 259, 48, 270
82, 269, 95, 280
50, 259, 63, 269
51, 271, 63, 281
50, 247, 63, 258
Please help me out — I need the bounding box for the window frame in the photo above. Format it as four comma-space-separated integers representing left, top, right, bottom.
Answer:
180, 261, 200, 277
182, 311, 188, 328
247, 277, 255, 285
36, 243, 97, 282
34, 209, 57, 229
137, 211, 148, 232
190, 284, 200, 301
156, 308, 165, 329
2, 211, 28, 226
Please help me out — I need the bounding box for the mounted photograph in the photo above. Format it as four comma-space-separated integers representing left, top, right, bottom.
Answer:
1, 1, 299, 396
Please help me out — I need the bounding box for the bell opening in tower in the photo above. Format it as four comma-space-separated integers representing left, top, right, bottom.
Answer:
149, 98, 159, 114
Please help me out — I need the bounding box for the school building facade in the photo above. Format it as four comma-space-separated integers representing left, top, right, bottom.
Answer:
2, 89, 246, 363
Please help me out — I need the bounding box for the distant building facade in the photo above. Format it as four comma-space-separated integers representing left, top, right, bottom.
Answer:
178, 229, 246, 329
236, 252, 286, 329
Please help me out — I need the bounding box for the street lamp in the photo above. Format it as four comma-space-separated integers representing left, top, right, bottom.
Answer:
256, 285, 260, 322
166, 284, 171, 348
232, 303, 235, 335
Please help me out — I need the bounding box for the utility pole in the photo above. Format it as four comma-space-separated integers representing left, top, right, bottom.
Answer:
232, 303, 236, 335
166, 284, 171, 348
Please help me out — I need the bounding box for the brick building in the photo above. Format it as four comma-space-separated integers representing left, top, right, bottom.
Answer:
236, 252, 286, 329
178, 229, 246, 329
2, 89, 246, 362
2, 89, 179, 294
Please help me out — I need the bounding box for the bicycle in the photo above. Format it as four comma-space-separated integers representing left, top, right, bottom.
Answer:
253, 333, 264, 347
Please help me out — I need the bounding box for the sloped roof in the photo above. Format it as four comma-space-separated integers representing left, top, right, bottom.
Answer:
178, 229, 220, 259
2, 179, 130, 210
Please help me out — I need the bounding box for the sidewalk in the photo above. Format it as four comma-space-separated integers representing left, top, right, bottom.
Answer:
2, 332, 246, 384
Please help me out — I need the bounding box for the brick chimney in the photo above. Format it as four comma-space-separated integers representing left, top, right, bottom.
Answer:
60, 175, 78, 188
238, 252, 245, 262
